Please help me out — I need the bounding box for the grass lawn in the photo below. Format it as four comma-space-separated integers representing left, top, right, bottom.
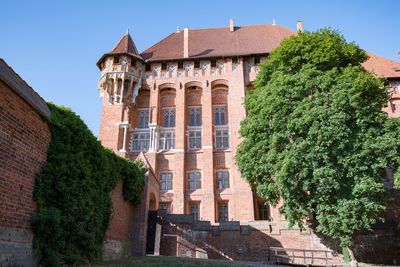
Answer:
95, 256, 249, 267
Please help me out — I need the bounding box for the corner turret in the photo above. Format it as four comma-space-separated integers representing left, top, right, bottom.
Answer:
97, 30, 144, 106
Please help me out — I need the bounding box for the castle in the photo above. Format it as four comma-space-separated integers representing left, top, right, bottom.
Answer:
96, 20, 400, 262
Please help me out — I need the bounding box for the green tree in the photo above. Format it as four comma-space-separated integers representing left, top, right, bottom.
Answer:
236, 28, 400, 263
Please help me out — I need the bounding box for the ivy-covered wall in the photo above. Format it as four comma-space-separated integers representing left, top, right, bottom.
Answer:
32, 103, 145, 266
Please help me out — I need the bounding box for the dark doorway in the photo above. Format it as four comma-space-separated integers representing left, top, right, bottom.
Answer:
146, 210, 157, 254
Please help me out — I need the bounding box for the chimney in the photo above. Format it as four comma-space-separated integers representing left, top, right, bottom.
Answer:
398, 51, 400, 59
229, 18, 234, 32
184, 27, 189, 58
297, 21, 303, 32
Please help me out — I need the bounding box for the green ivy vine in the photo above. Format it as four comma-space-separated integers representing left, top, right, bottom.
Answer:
32, 103, 145, 266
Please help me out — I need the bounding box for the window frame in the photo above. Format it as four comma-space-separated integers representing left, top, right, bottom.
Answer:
163, 107, 175, 128
130, 129, 150, 152
160, 172, 173, 191
138, 108, 150, 129
216, 170, 229, 189
189, 202, 200, 221
188, 128, 202, 150
217, 202, 229, 222
213, 105, 227, 126
188, 171, 201, 190
214, 125, 229, 149
160, 202, 171, 214
159, 129, 175, 151
189, 106, 201, 127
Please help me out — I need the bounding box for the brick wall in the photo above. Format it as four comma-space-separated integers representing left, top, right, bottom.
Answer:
159, 210, 400, 265
0, 62, 51, 266
159, 214, 344, 265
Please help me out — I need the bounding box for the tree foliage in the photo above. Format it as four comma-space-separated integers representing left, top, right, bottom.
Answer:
236, 29, 400, 247
32, 103, 146, 266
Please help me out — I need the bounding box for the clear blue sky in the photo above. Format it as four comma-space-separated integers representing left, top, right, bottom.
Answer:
1, 0, 399, 136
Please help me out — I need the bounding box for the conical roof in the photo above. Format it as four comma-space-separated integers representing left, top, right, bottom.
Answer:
97, 30, 143, 68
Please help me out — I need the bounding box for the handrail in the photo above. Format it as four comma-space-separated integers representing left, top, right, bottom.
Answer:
267, 247, 333, 266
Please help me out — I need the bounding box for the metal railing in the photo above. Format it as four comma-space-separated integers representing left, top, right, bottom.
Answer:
267, 247, 333, 266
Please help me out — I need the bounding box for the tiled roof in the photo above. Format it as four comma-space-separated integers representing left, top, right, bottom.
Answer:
98, 24, 400, 80
140, 24, 296, 61
97, 32, 143, 67
362, 52, 400, 79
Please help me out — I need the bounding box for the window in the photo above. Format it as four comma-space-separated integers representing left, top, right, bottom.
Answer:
160, 203, 171, 214
188, 172, 201, 190
145, 64, 151, 72
190, 203, 200, 220
159, 131, 175, 150
178, 61, 183, 69
258, 202, 270, 220
189, 130, 202, 149
214, 106, 226, 125
161, 62, 167, 70
189, 107, 201, 126
211, 59, 217, 67
217, 171, 229, 189
160, 172, 173, 190
113, 56, 120, 64
194, 60, 200, 69
232, 57, 238, 64
164, 108, 175, 127
218, 202, 228, 222
131, 131, 150, 151
131, 58, 136, 66
391, 102, 396, 113
139, 110, 149, 128
215, 129, 229, 148
254, 56, 260, 64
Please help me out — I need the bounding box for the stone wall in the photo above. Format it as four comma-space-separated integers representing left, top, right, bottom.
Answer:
0, 59, 51, 266
159, 214, 344, 265
159, 209, 400, 265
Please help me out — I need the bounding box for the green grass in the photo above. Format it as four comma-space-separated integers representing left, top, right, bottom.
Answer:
95, 256, 249, 267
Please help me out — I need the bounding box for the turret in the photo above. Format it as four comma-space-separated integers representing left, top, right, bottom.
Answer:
97, 29, 144, 106
97, 30, 144, 153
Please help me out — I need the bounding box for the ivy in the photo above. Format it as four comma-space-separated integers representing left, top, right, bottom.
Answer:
32, 103, 145, 266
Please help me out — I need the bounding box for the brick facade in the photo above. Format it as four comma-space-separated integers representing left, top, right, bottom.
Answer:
96, 22, 400, 263
0, 59, 51, 266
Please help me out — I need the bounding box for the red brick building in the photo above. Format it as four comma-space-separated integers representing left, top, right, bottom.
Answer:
96, 21, 400, 262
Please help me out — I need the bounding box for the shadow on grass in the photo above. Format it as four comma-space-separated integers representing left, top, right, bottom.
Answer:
95, 256, 249, 267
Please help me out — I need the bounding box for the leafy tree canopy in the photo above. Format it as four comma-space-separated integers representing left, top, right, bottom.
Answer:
32, 103, 146, 266
236, 28, 400, 249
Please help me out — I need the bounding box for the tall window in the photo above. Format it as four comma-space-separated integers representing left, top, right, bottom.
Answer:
131, 132, 150, 151
218, 202, 228, 222
160, 172, 173, 191
190, 203, 200, 221
159, 131, 175, 150
188, 172, 201, 190
215, 129, 229, 148
217, 171, 229, 189
164, 108, 175, 127
160, 203, 171, 214
189, 107, 201, 126
258, 202, 270, 220
189, 130, 202, 149
139, 110, 149, 128
214, 106, 226, 125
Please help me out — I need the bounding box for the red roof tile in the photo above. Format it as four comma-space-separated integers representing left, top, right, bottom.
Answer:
140, 24, 296, 61
362, 52, 400, 78
97, 32, 143, 67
